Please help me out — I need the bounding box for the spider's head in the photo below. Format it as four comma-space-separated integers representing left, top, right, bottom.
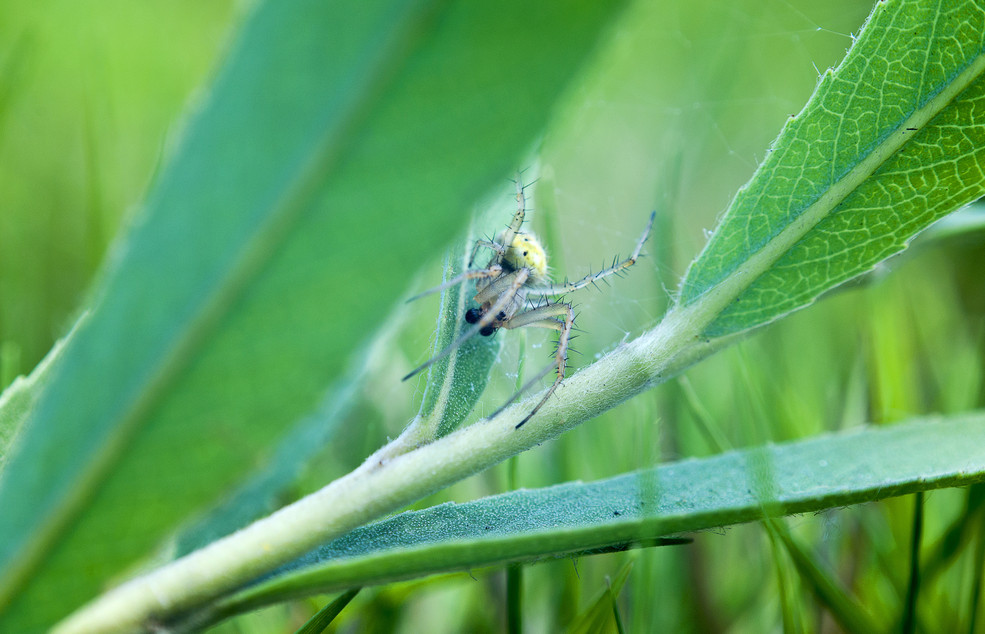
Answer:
500, 231, 549, 285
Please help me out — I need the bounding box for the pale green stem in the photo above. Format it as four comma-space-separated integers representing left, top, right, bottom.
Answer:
53, 297, 717, 633
52, 163, 862, 630
53, 189, 806, 632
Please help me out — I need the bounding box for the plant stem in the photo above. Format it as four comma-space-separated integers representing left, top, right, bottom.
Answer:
52, 300, 721, 633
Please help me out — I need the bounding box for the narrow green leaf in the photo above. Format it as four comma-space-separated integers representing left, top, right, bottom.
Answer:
901, 493, 924, 634
0, 0, 627, 629
411, 193, 511, 441
763, 524, 802, 634
506, 564, 522, 634
294, 588, 360, 634
203, 414, 985, 620
970, 506, 985, 633
680, 0, 985, 337
568, 560, 633, 634
352, 182, 513, 464
415, 254, 496, 439
767, 519, 878, 634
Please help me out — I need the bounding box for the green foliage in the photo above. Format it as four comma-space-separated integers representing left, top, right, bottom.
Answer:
294, 588, 360, 634
0, 0, 984, 631
184, 414, 985, 626
409, 206, 506, 442
567, 560, 633, 634
0, 318, 77, 469
0, 0, 627, 629
680, 0, 985, 336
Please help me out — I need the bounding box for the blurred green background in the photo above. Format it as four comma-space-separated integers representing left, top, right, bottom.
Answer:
4, 0, 984, 631
0, 0, 237, 386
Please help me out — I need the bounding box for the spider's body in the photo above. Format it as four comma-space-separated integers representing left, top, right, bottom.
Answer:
405, 178, 654, 428
500, 231, 548, 284
467, 230, 548, 337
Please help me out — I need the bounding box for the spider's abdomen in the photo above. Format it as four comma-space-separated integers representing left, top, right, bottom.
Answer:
503, 232, 548, 284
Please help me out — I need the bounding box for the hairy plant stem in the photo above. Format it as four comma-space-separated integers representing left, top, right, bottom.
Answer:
54, 153, 823, 631
52, 294, 728, 633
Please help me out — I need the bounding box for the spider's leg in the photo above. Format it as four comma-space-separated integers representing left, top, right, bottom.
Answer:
495, 174, 530, 260
473, 266, 532, 306
526, 211, 656, 297
406, 265, 502, 303
489, 302, 575, 428
403, 268, 530, 381
468, 240, 507, 268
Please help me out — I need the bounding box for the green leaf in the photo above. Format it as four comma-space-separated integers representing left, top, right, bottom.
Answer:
196, 413, 985, 624
294, 588, 360, 634
0, 0, 627, 629
679, 0, 985, 337
766, 519, 878, 633
917, 202, 985, 242
39, 1, 985, 630
567, 560, 632, 634
170, 371, 359, 559
0, 315, 82, 472
0, 364, 44, 471
361, 186, 509, 464
172, 282, 409, 558
410, 191, 510, 441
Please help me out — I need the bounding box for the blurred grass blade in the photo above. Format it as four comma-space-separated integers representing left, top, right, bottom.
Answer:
196, 413, 985, 624
294, 588, 360, 634
0, 0, 628, 629
568, 560, 632, 634
506, 564, 522, 634
763, 523, 801, 634
921, 485, 985, 583
901, 492, 924, 634
0, 32, 33, 146
678, 0, 985, 337
970, 506, 985, 634
766, 519, 878, 634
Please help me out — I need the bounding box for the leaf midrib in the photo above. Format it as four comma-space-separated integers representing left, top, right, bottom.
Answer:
0, 0, 451, 610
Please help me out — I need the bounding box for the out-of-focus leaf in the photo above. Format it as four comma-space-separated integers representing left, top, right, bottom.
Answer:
0, 0, 627, 629
567, 560, 633, 634
0, 316, 82, 472
169, 370, 361, 559
294, 588, 360, 634
766, 519, 878, 633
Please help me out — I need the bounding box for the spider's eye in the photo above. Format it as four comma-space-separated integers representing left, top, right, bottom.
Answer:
496, 311, 507, 321
465, 308, 482, 324
479, 324, 497, 337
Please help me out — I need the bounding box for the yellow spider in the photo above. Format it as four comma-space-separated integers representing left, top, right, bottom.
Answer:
405, 178, 654, 428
